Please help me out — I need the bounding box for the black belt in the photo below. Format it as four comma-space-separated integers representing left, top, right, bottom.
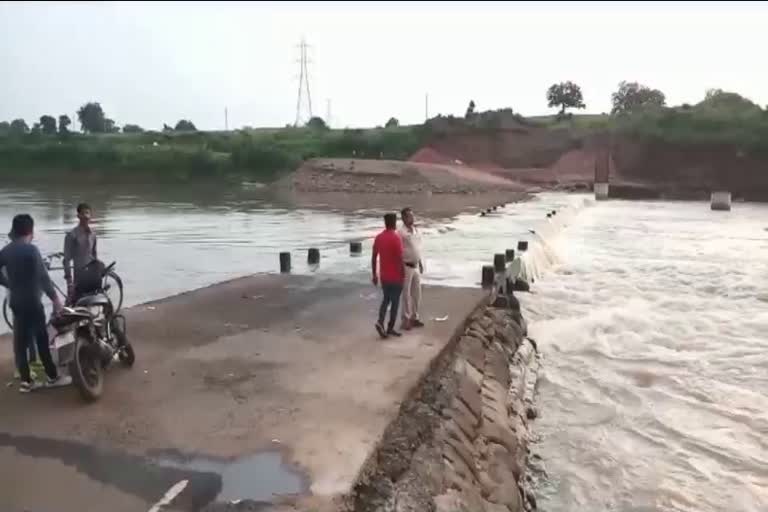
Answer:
405, 262, 417, 268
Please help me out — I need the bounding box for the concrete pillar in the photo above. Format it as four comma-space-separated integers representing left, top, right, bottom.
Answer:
308, 248, 320, 264
517, 241, 528, 252
279, 252, 291, 273
711, 191, 732, 211
481, 265, 495, 288
494, 253, 506, 273
350, 241, 362, 254
595, 182, 609, 200
505, 249, 515, 262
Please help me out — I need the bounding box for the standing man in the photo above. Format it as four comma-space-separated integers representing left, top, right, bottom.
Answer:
63, 203, 98, 303
399, 207, 425, 330
371, 213, 405, 339
0, 214, 69, 392
3, 232, 41, 381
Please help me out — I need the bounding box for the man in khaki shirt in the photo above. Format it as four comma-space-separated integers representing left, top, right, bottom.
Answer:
63, 203, 98, 301
398, 207, 424, 330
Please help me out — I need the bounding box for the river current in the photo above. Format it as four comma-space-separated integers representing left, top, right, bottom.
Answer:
524, 199, 768, 512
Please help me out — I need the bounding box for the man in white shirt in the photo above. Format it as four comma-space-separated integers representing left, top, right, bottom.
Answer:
399, 207, 424, 330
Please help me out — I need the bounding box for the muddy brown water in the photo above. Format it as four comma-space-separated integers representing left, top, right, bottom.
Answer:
523, 200, 768, 512
2, 183, 767, 511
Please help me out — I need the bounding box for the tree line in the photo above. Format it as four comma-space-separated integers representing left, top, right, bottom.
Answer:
545, 80, 666, 117
0, 102, 197, 136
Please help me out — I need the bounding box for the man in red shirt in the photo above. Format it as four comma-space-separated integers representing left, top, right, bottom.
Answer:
371, 213, 405, 339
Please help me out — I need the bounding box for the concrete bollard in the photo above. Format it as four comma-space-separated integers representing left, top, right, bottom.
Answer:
594, 182, 609, 200
308, 248, 320, 264
517, 240, 529, 252
494, 253, 506, 273
711, 191, 732, 211
481, 265, 495, 288
279, 252, 291, 273
505, 249, 515, 262
350, 241, 363, 254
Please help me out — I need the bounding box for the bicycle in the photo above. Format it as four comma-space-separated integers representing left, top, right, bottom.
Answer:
2, 252, 124, 330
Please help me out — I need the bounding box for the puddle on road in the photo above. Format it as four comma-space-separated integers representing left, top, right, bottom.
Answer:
0, 432, 308, 510
151, 450, 307, 503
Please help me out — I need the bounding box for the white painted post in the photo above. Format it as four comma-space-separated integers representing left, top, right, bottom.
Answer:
711, 191, 732, 211
594, 182, 609, 200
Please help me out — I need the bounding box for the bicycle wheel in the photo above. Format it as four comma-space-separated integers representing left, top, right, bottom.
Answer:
103, 271, 124, 313
2, 296, 12, 331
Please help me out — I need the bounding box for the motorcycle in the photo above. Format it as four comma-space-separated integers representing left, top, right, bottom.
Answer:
50, 261, 135, 402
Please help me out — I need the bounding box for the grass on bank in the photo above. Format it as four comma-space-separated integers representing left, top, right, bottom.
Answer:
0, 126, 426, 182
2, 96, 768, 183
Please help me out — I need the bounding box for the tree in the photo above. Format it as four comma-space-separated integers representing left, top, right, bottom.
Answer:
105, 118, 119, 133
385, 117, 400, 128
611, 81, 666, 114
699, 88, 760, 114
77, 102, 107, 133
9, 118, 29, 135
465, 100, 476, 118
0, 121, 9, 136
39, 115, 57, 135
123, 124, 144, 133
31, 122, 42, 135
547, 81, 586, 116
306, 116, 328, 130
162, 123, 173, 132
58, 115, 71, 134
174, 119, 197, 131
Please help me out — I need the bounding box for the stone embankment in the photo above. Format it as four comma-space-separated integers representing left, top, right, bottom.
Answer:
353, 291, 539, 512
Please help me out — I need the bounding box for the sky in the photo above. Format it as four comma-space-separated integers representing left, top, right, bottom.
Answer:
2, 1, 767, 131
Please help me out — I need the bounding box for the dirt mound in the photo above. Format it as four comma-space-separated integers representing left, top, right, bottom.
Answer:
288, 158, 524, 195
409, 146, 459, 166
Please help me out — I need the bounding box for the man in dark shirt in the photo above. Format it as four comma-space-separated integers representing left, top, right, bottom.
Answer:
0, 214, 69, 392
371, 213, 405, 339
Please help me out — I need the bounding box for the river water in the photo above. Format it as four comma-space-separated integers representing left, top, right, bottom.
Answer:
1, 185, 766, 511
525, 199, 768, 512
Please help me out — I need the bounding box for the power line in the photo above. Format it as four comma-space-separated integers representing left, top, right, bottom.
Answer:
294, 37, 313, 126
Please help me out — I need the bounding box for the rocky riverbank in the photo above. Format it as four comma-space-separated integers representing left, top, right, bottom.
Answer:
353, 294, 539, 512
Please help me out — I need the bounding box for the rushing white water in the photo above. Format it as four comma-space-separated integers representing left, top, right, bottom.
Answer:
523, 200, 768, 512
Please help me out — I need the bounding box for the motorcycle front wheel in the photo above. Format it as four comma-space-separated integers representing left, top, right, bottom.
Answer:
69, 336, 103, 402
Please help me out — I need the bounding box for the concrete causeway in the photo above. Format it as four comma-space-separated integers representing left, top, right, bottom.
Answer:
0, 274, 483, 512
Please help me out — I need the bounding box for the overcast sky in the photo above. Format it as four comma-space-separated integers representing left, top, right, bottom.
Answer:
1, 1, 767, 130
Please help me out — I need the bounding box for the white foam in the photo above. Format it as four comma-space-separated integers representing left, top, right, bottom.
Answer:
524, 199, 768, 512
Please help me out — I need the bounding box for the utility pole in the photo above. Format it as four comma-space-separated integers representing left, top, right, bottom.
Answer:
294, 37, 314, 126
425, 93, 429, 121
224, 107, 229, 131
